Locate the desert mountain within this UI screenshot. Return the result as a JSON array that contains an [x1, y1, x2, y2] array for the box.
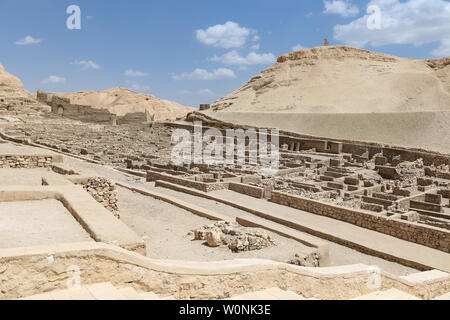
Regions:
[[56, 87, 193, 121], [211, 46, 450, 113], [0, 63, 47, 115], [0, 63, 24, 88]]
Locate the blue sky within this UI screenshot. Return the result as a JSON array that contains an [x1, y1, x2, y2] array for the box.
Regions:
[[1, 0, 449, 107]]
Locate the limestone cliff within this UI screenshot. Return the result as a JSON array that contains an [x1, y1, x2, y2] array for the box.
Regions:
[[0, 63, 47, 115], [211, 46, 450, 113]]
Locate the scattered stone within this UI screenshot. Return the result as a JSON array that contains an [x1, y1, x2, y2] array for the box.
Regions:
[[192, 221, 276, 252]]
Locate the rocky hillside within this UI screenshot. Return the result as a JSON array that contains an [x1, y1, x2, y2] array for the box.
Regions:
[[58, 87, 194, 121], [0, 63, 48, 116], [211, 46, 450, 113]]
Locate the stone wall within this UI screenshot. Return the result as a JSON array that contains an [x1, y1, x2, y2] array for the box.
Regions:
[[0, 155, 52, 168], [147, 170, 228, 192], [271, 191, 450, 253], [82, 177, 119, 219], [186, 111, 450, 166], [38, 91, 149, 125], [0, 243, 448, 300], [228, 182, 264, 198]]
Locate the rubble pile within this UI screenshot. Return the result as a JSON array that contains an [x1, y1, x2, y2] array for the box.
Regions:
[[83, 177, 119, 218], [192, 221, 276, 252]]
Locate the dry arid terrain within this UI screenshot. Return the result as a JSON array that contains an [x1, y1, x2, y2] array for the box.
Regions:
[[0, 47, 449, 301], [212, 46, 450, 114], [56, 87, 194, 120]]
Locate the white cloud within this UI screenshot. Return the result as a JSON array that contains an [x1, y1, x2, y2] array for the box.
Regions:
[[292, 44, 304, 51], [42, 76, 66, 84], [179, 89, 192, 95], [211, 51, 276, 65], [15, 35, 43, 45], [333, 0, 450, 57], [198, 88, 215, 96], [124, 69, 149, 77], [323, 0, 359, 17], [71, 60, 100, 70], [250, 44, 260, 50], [173, 68, 236, 81], [196, 21, 256, 48], [433, 39, 450, 57]]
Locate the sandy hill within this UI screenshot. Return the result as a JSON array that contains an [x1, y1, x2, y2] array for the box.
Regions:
[[211, 46, 450, 113], [0, 63, 47, 115], [0, 63, 24, 88], [58, 87, 193, 121]]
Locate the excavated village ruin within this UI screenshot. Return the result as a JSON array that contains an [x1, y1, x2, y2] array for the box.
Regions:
[[0, 46, 449, 300]]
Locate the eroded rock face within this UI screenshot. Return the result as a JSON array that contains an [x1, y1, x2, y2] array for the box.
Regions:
[[0, 63, 23, 88], [192, 221, 276, 252], [0, 63, 49, 115]]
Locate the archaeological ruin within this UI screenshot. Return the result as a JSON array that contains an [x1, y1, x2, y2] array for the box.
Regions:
[[0, 99, 449, 301], [0, 39, 449, 302]]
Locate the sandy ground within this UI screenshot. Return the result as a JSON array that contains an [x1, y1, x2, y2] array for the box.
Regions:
[[118, 186, 314, 262], [205, 110, 450, 154], [150, 185, 418, 275], [0, 143, 419, 275], [0, 168, 60, 186], [0, 199, 93, 248]]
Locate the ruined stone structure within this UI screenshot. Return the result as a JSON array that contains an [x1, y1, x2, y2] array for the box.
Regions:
[[37, 91, 152, 125]]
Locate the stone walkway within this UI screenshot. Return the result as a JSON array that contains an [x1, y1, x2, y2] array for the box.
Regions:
[[206, 189, 450, 273]]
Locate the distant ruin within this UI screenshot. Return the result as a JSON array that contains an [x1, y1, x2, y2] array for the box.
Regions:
[[36, 90, 154, 125]]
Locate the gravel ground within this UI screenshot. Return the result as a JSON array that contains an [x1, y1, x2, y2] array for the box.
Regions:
[[1, 144, 419, 275], [117, 186, 314, 263]]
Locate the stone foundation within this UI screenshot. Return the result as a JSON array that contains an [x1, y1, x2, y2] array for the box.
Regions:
[[0, 155, 52, 168], [271, 191, 450, 253]]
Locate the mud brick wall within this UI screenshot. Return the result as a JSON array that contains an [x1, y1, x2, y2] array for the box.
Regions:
[[362, 196, 393, 209], [147, 170, 228, 192], [438, 189, 450, 199], [271, 191, 450, 253], [410, 200, 443, 213], [0, 155, 52, 168], [229, 182, 264, 199], [360, 202, 384, 213]]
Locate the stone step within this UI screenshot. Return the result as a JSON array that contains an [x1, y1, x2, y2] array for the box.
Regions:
[[118, 287, 143, 300], [21, 282, 125, 300], [352, 288, 420, 300], [19, 282, 174, 301], [84, 282, 126, 300], [228, 288, 305, 300], [140, 292, 162, 300], [433, 292, 450, 300]]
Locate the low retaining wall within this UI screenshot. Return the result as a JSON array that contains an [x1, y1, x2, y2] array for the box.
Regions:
[[147, 170, 228, 192], [271, 191, 450, 253], [228, 182, 264, 199], [0, 243, 448, 300], [0, 155, 53, 168], [0, 186, 144, 255]]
